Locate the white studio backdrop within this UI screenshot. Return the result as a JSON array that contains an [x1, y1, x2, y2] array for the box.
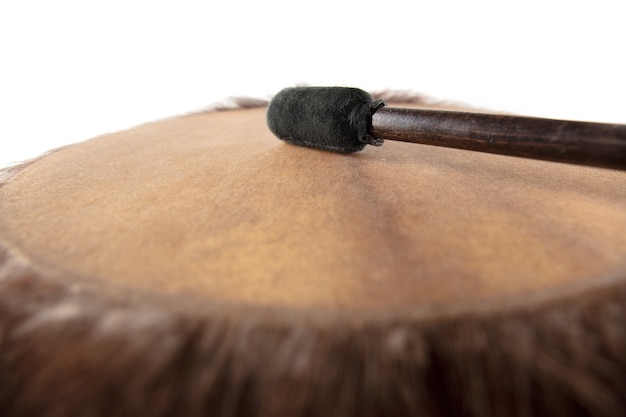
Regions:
[[1, 0, 624, 168]]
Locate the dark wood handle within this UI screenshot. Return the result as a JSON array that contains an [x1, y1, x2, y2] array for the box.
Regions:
[[371, 107, 626, 170]]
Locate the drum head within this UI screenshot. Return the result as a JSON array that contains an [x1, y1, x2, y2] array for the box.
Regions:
[[0, 98, 624, 417]]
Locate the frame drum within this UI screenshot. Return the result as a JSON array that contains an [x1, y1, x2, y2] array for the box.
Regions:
[[0, 97, 624, 417]]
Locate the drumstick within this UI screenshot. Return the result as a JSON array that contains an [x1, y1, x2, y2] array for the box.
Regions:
[[266, 87, 626, 170]]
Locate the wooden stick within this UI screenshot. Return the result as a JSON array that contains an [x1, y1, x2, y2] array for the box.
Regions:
[[371, 107, 626, 169]]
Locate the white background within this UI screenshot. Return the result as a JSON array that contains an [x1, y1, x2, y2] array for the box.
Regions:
[[1, 0, 624, 168]]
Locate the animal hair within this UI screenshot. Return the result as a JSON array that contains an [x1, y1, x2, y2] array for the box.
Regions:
[[0, 93, 624, 417]]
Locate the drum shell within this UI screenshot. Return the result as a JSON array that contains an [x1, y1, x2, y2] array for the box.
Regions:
[[0, 98, 624, 417]]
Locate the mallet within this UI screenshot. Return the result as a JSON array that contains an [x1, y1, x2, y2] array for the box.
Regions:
[[266, 87, 626, 170]]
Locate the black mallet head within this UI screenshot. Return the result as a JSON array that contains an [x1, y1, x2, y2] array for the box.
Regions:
[[266, 87, 385, 153]]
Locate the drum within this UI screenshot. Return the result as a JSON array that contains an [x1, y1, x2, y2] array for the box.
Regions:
[[0, 93, 624, 417]]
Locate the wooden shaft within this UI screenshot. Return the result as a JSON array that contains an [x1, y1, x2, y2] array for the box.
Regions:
[[371, 107, 626, 169]]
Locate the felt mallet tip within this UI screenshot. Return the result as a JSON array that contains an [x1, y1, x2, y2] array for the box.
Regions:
[[266, 87, 385, 153]]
